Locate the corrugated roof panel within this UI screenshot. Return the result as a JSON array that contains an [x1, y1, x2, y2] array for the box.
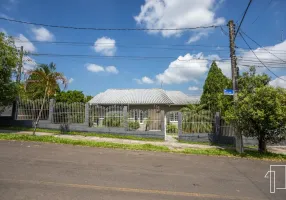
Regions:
[[165, 91, 200, 105], [89, 89, 198, 105]]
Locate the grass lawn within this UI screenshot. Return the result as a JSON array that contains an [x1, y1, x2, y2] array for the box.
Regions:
[[0, 133, 285, 161], [0, 126, 163, 142]]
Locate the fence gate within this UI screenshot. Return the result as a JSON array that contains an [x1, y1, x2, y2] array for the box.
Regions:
[[166, 111, 179, 135]]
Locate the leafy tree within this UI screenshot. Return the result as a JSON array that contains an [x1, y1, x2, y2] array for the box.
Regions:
[[85, 95, 93, 103], [55, 90, 85, 103], [0, 32, 19, 113], [200, 61, 232, 114], [26, 62, 67, 134], [225, 86, 286, 153], [238, 66, 270, 93]]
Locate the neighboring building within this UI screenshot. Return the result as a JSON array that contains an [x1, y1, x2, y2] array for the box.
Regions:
[[88, 89, 199, 130]]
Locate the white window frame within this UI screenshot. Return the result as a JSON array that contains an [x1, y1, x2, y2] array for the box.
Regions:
[[169, 112, 178, 122]]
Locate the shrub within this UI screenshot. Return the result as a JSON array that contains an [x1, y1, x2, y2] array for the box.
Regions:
[[103, 115, 122, 127], [167, 124, 178, 133], [128, 121, 140, 130]]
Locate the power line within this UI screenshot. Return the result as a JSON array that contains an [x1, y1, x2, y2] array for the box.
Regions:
[[12, 37, 230, 48], [239, 32, 286, 81], [27, 52, 231, 61], [252, 0, 272, 24], [235, 0, 253, 40], [240, 30, 286, 63], [12, 39, 233, 53], [0, 17, 224, 31]]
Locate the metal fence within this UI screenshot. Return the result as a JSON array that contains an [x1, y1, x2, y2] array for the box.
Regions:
[[220, 117, 235, 137], [17, 99, 49, 120], [89, 105, 124, 127], [182, 110, 214, 134], [53, 102, 85, 124], [166, 111, 178, 134], [127, 109, 162, 131]]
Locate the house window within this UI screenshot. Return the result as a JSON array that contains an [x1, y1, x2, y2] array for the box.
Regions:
[[169, 112, 178, 122], [139, 111, 143, 124], [134, 110, 138, 121]]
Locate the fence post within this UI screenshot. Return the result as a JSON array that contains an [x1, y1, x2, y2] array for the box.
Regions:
[[214, 112, 221, 143], [11, 98, 19, 120], [178, 112, 182, 137], [123, 106, 128, 130], [84, 103, 89, 126], [48, 99, 55, 123], [160, 110, 165, 139]]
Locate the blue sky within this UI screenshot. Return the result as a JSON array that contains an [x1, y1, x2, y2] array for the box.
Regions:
[[1, 0, 286, 96]]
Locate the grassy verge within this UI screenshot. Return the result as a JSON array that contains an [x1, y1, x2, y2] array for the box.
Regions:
[[0, 134, 169, 152], [0, 126, 163, 142], [0, 133, 285, 161]]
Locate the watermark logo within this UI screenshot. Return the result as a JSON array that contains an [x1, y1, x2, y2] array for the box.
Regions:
[[265, 165, 286, 193]]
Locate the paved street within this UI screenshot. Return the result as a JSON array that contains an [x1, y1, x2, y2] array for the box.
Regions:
[[0, 140, 285, 200]]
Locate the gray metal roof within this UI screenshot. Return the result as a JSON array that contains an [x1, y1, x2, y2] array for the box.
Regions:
[[89, 89, 198, 105]]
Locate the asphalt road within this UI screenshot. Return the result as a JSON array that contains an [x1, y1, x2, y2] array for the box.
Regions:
[[0, 141, 285, 200]]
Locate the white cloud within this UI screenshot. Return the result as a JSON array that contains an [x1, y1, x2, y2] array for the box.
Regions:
[[134, 0, 225, 42], [86, 63, 119, 74], [238, 40, 286, 69], [216, 60, 231, 78], [188, 32, 208, 44], [94, 37, 116, 56], [156, 53, 209, 84], [68, 78, 74, 84], [269, 76, 286, 89], [134, 76, 154, 84], [31, 27, 55, 41], [106, 66, 119, 74], [142, 76, 154, 84], [22, 56, 37, 72], [86, 63, 105, 73], [14, 34, 36, 52], [188, 86, 200, 91]]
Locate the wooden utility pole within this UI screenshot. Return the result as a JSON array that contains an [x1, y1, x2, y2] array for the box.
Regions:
[[16, 46, 23, 83], [228, 20, 243, 153]]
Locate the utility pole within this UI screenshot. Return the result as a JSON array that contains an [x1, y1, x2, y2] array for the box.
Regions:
[[228, 20, 243, 153], [16, 46, 23, 83]]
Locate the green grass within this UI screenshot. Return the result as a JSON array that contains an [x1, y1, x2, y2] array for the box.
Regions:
[[0, 126, 163, 142], [0, 134, 169, 152], [0, 133, 285, 161]]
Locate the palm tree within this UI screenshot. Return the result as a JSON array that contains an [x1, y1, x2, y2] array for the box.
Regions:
[[26, 62, 67, 135]]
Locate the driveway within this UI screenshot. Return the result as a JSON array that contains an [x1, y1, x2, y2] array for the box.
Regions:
[[0, 140, 285, 200]]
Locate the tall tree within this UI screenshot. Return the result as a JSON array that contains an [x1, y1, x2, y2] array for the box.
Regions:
[[200, 61, 231, 113], [226, 68, 284, 153], [226, 86, 286, 153], [26, 62, 67, 134], [0, 32, 19, 113]]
